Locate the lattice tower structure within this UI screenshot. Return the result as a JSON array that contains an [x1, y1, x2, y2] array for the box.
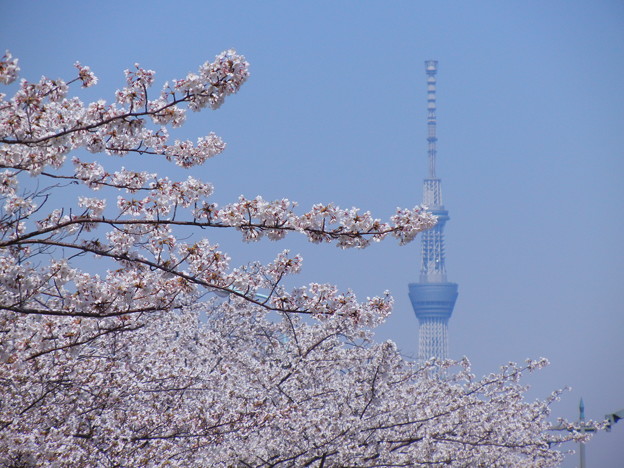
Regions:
[[408, 60, 459, 361]]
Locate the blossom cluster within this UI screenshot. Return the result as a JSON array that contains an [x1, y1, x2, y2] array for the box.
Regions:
[[0, 50, 19, 85]]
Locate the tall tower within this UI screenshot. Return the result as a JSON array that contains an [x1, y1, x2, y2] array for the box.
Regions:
[[408, 60, 458, 361]]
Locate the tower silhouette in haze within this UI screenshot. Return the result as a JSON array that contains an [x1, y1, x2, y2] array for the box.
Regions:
[[409, 61, 458, 361]]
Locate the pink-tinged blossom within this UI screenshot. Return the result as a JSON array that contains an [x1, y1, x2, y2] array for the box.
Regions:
[[3, 194, 35, 215], [72, 157, 107, 188], [73, 61, 98, 88], [78, 196, 106, 217], [165, 133, 225, 167], [110, 168, 156, 191], [148, 96, 187, 127], [0, 50, 20, 85], [0, 170, 17, 195]]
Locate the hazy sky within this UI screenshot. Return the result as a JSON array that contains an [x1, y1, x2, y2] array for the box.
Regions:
[[2, 1, 623, 466]]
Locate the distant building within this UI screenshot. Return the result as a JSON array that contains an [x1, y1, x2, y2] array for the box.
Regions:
[[408, 61, 458, 361]]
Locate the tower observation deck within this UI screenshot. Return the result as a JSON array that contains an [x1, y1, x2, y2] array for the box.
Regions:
[[408, 60, 458, 361]]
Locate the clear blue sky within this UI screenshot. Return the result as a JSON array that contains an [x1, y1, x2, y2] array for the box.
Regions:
[[2, 1, 623, 466]]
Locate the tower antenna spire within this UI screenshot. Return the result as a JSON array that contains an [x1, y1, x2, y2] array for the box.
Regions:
[[408, 60, 459, 361], [425, 60, 438, 179]]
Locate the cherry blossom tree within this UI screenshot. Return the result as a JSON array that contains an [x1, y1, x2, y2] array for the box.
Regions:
[[0, 49, 586, 467]]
